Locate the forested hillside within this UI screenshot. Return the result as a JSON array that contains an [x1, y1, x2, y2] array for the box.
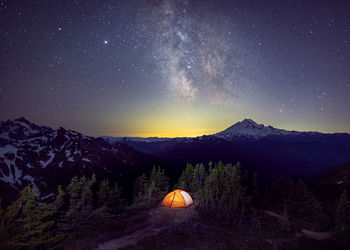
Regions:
[[1, 162, 349, 249]]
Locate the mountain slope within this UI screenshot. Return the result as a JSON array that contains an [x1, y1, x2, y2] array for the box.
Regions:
[[314, 161, 350, 186], [103, 119, 350, 180], [0, 118, 164, 205]]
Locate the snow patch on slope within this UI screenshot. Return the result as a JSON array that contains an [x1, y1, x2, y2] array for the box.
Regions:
[[0, 131, 9, 139], [14, 120, 39, 135], [0, 145, 18, 156], [40, 151, 55, 168], [66, 149, 74, 162], [82, 157, 90, 162], [0, 145, 22, 185]]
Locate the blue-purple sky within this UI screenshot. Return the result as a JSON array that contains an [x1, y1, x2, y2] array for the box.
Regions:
[[1, 0, 350, 137]]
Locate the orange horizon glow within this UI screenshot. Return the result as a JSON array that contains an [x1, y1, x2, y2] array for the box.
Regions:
[[95, 99, 350, 138]]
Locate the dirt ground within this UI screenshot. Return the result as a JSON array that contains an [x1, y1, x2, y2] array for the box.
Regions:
[[95, 206, 197, 250], [93, 207, 337, 250]]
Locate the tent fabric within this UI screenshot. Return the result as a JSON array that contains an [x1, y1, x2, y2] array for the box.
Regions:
[[161, 189, 194, 208]]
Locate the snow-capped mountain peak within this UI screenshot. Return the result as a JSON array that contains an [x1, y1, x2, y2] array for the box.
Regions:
[[215, 119, 293, 139], [0, 117, 54, 140], [233, 119, 264, 129], [0, 118, 154, 201]]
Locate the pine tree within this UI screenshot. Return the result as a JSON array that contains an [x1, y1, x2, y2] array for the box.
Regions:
[[107, 182, 123, 213], [55, 177, 80, 241], [192, 163, 206, 191], [54, 175, 99, 245], [2, 185, 54, 249], [39, 185, 68, 249], [266, 175, 293, 210], [286, 179, 327, 230], [52, 185, 66, 212], [133, 167, 169, 206], [155, 166, 169, 195], [196, 162, 245, 220], [98, 179, 110, 207], [198, 163, 206, 183], [148, 166, 156, 201], [66, 176, 81, 211], [80, 175, 96, 209], [133, 174, 149, 203], [176, 163, 194, 191], [147, 166, 169, 202], [208, 161, 212, 178]]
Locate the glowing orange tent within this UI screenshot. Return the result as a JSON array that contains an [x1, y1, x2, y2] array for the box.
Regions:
[[162, 189, 194, 208]]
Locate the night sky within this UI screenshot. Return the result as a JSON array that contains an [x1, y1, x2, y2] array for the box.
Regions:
[[1, 0, 350, 137]]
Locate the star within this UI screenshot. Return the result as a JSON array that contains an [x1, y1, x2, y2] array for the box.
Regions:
[[1, 0, 350, 136]]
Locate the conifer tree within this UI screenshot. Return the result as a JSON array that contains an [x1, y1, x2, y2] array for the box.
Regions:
[[80, 175, 96, 209], [50, 185, 66, 225], [133, 166, 169, 206], [107, 182, 123, 213], [192, 163, 206, 191], [286, 179, 327, 230], [176, 163, 194, 191], [133, 174, 149, 203], [147, 166, 169, 202], [66, 176, 81, 211], [52, 185, 66, 211], [264, 175, 293, 210], [2, 185, 53, 249], [55, 175, 99, 244], [196, 162, 245, 220], [98, 179, 110, 207]]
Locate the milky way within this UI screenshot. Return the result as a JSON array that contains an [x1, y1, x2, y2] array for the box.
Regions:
[[149, 0, 247, 104], [0, 0, 349, 136]]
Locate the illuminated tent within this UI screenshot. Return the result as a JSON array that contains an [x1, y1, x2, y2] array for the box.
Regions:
[[162, 189, 194, 208]]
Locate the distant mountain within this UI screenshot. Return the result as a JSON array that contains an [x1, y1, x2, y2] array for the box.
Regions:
[[102, 119, 350, 146], [215, 119, 350, 147], [215, 119, 296, 139], [0, 118, 164, 205], [2, 117, 350, 205], [103, 119, 350, 180], [101, 136, 174, 143]]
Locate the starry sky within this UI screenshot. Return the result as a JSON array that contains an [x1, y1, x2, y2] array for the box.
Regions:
[[1, 0, 350, 137]]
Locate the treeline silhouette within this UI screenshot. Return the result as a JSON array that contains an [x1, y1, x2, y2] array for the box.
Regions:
[[0, 162, 349, 249]]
